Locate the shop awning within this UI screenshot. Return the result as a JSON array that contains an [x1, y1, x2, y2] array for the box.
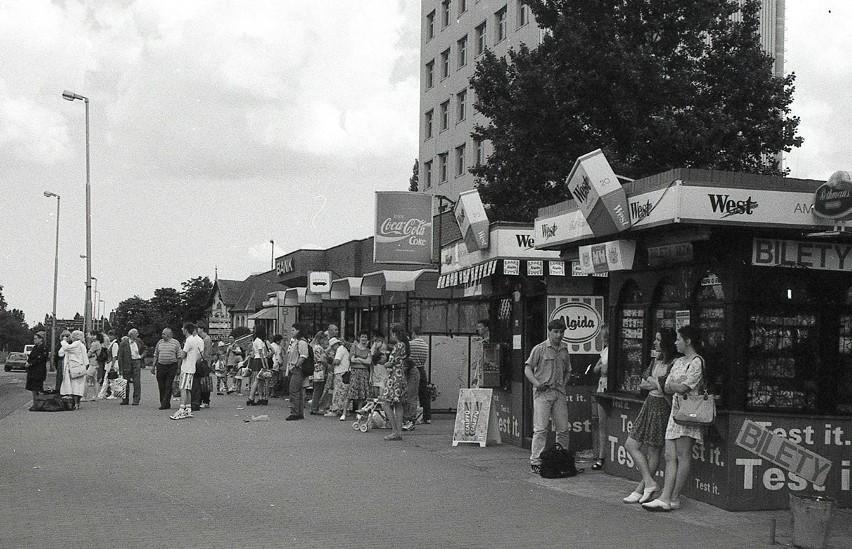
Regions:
[[329, 277, 363, 300], [437, 260, 497, 289], [283, 287, 324, 306], [361, 269, 438, 295], [248, 307, 277, 320]]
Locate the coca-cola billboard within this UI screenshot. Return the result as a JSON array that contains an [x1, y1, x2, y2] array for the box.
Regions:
[[374, 191, 434, 264]]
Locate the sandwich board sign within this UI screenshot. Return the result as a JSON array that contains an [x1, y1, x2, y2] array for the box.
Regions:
[[452, 388, 502, 447]]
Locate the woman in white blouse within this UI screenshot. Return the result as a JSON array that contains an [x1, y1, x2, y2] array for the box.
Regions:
[[643, 325, 705, 512]]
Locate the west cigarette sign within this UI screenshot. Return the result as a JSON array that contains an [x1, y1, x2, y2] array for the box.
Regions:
[[736, 419, 832, 487]]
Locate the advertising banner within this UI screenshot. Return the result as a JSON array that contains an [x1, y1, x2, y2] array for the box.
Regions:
[[605, 406, 852, 510], [547, 296, 605, 353], [566, 149, 631, 237], [813, 170, 852, 221], [578, 240, 636, 274], [753, 237, 852, 272], [454, 189, 490, 252], [452, 389, 502, 447], [374, 192, 434, 264]]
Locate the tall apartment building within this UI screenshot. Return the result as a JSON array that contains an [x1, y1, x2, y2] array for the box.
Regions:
[[417, 0, 786, 202]]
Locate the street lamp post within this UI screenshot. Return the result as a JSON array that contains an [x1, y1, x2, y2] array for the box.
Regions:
[[91, 276, 98, 330], [270, 239, 274, 270], [44, 191, 60, 372], [62, 90, 92, 334]]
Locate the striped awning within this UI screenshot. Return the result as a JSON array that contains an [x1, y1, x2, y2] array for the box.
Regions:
[[437, 259, 498, 289]]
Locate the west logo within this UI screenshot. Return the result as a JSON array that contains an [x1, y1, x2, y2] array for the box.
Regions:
[[707, 194, 758, 217], [541, 223, 557, 239], [571, 175, 593, 204], [516, 234, 535, 249], [630, 199, 654, 222]]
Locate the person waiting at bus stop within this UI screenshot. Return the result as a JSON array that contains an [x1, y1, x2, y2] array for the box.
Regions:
[[524, 319, 572, 475]]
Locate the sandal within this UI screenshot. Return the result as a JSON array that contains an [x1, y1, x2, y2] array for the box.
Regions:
[[591, 459, 604, 470]]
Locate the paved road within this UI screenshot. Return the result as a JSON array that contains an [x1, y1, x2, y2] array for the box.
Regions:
[[1, 372, 849, 548]]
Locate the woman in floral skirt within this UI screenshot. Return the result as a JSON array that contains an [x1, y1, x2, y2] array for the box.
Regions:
[[381, 324, 409, 441]]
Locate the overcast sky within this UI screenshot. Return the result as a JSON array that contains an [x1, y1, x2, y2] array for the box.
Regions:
[[0, 1, 849, 325]]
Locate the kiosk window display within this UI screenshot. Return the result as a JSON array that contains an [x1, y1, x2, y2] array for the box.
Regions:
[[616, 280, 645, 394], [694, 272, 726, 391]]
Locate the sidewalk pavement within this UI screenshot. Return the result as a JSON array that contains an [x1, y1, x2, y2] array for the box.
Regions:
[[0, 371, 849, 549]]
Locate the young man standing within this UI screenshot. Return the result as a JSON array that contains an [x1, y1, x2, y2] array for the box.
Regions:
[[524, 319, 572, 474], [286, 323, 310, 421], [171, 322, 204, 420]]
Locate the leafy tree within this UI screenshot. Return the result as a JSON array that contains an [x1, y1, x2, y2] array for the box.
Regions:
[[0, 285, 31, 352], [409, 158, 419, 191], [180, 276, 213, 324], [113, 296, 158, 348], [150, 287, 183, 340], [470, 0, 802, 221]]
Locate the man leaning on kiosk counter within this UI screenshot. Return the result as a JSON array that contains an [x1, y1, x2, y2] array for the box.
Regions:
[[524, 319, 572, 474]]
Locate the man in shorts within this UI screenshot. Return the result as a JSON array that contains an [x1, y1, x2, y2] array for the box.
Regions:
[[171, 322, 204, 420]]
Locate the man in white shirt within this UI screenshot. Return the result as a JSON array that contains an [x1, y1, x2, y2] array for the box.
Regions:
[[171, 322, 204, 420]]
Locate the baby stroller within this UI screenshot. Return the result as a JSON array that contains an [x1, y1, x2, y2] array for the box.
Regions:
[[352, 398, 388, 432]]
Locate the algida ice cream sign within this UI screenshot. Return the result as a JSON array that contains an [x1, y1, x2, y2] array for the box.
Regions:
[[373, 191, 434, 265]]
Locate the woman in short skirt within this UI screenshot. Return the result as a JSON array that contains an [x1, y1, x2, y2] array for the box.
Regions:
[[622, 328, 678, 504]]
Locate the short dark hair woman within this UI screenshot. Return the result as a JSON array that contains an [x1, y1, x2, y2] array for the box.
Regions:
[[643, 325, 705, 512], [622, 328, 678, 504]]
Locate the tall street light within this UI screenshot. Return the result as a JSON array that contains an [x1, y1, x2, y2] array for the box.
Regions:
[[62, 90, 92, 334], [91, 276, 98, 329], [44, 191, 60, 372], [270, 239, 275, 270]]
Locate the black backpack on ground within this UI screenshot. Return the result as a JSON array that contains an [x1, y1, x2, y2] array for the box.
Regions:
[[539, 443, 578, 478], [300, 339, 315, 377]]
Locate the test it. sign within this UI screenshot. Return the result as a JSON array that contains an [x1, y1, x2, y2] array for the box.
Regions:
[[736, 419, 832, 487]]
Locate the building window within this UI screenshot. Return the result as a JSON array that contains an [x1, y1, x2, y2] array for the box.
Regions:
[[495, 6, 507, 42], [425, 60, 434, 89], [425, 109, 434, 140], [442, 0, 451, 28], [475, 138, 485, 166], [456, 89, 467, 122], [476, 22, 487, 55], [458, 0, 467, 16], [423, 160, 433, 189], [426, 10, 435, 40], [456, 144, 466, 177], [517, 2, 529, 27], [441, 49, 450, 79], [440, 100, 450, 131], [439, 152, 449, 183], [457, 35, 468, 68]]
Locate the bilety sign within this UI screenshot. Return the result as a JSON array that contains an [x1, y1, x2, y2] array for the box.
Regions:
[[578, 240, 636, 274], [374, 192, 434, 265], [813, 170, 852, 221], [566, 149, 631, 237], [454, 189, 490, 252], [752, 237, 852, 272], [547, 296, 605, 353]]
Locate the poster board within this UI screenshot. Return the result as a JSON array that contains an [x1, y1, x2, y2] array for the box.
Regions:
[[452, 389, 502, 447]]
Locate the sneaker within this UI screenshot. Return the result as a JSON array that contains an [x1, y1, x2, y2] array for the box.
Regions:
[[323, 412, 337, 417], [402, 421, 415, 431], [530, 464, 541, 475], [184, 409, 194, 418], [169, 409, 186, 420], [200, 403, 209, 409], [339, 414, 346, 421], [106, 395, 118, 400]]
